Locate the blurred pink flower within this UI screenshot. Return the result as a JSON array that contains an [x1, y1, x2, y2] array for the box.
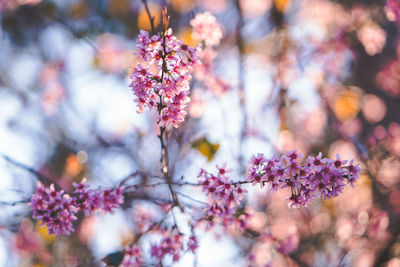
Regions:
[[190, 12, 223, 47], [130, 29, 200, 128], [357, 23, 386, 56], [96, 34, 133, 73], [385, 0, 400, 24], [30, 181, 124, 236], [0, 0, 41, 12], [121, 245, 144, 267], [247, 149, 360, 207]]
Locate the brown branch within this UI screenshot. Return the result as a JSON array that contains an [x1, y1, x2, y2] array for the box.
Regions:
[[0, 200, 30, 206], [1, 153, 58, 188], [175, 191, 208, 206], [234, 0, 248, 176], [139, 3, 183, 212], [141, 0, 156, 34]]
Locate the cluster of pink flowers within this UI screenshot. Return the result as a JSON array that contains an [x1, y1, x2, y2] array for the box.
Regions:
[[246, 233, 299, 266], [190, 12, 223, 47], [190, 12, 231, 96], [129, 29, 200, 128], [72, 180, 124, 214], [30, 181, 124, 236], [120, 245, 144, 267], [356, 23, 386, 56], [247, 150, 361, 207], [30, 184, 78, 235], [385, 0, 400, 24], [149, 231, 198, 264], [198, 164, 248, 227], [186, 235, 198, 253], [376, 53, 400, 97], [150, 230, 184, 263]]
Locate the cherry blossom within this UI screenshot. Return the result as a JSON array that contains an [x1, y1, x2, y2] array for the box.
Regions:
[[129, 29, 200, 128], [190, 12, 223, 47], [120, 245, 144, 267], [247, 150, 360, 207], [30, 181, 124, 236], [198, 165, 248, 227]]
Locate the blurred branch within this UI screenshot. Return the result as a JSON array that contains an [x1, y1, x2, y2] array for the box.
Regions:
[[142, 0, 156, 34], [1, 153, 56, 186], [0, 73, 29, 103], [373, 224, 400, 267], [124, 180, 250, 192], [119, 170, 156, 186], [44, 12, 98, 51], [122, 191, 172, 206], [0, 199, 29, 206], [234, 0, 248, 176]]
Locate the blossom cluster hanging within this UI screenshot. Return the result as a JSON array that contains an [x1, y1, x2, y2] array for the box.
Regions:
[[129, 28, 200, 128], [120, 245, 144, 267], [198, 164, 248, 228], [150, 230, 184, 262], [247, 150, 360, 207], [30, 181, 124, 236]]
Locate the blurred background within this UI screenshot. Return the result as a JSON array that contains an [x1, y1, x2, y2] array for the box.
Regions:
[[0, 0, 399, 266]]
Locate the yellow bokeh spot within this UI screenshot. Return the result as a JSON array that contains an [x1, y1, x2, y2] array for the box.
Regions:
[[358, 174, 371, 187], [169, 0, 195, 13], [179, 27, 198, 47], [65, 154, 83, 177], [36, 221, 55, 244], [137, 3, 161, 31], [275, 0, 291, 13], [32, 264, 47, 267], [322, 198, 336, 213], [333, 90, 361, 122]]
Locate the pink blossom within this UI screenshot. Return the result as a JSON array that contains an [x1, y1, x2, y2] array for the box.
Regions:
[[190, 13, 231, 96], [30, 183, 78, 236], [151, 230, 184, 262], [357, 23, 386, 56], [193, 48, 231, 96], [276, 234, 299, 255], [129, 29, 200, 129], [187, 235, 198, 253], [190, 12, 223, 47], [198, 165, 248, 228], [385, 0, 400, 24], [30, 181, 125, 236], [247, 149, 360, 207], [120, 245, 144, 267]]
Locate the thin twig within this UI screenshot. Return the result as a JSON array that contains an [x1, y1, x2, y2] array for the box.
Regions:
[[1, 153, 56, 186], [142, 0, 156, 34], [119, 170, 156, 186], [0, 200, 30, 206]]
